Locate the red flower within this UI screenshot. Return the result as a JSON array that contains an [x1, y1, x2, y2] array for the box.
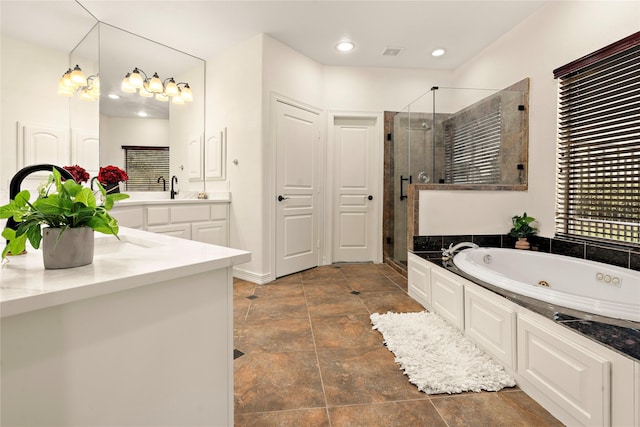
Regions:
[[63, 165, 90, 183], [98, 165, 129, 185]]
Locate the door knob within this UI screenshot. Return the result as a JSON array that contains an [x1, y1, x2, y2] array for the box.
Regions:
[[367, 195, 373, 200], [277, 195, 289, 201]]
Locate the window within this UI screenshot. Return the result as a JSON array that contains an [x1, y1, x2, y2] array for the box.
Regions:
[[444, 104, 502, 184], [122, 146, 170, 192], [554, 32, 640, 246]]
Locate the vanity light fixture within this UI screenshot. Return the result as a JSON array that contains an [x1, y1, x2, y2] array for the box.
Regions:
[[336, 41, 355, 52], [120, 67, 193, 104], [431, 48, 446, 57], [57, 65, 100, 101]]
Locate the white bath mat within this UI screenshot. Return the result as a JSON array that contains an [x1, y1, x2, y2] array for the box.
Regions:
[[370, 311, 516, 394]]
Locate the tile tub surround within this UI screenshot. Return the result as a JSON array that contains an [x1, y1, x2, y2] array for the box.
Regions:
[[233, 264, 562, 426]]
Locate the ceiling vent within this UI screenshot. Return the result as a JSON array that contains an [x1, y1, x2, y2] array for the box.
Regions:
[[381, 47, 403, 57]]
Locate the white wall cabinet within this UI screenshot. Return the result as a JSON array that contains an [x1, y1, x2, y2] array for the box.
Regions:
[[406, 254, 638, 427], [111, 201, 229, 247]]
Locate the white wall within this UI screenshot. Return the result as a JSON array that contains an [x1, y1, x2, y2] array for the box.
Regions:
[[206, 35, 264, 281], [441, 0, 640, 238], [0, 35, 70, 198]]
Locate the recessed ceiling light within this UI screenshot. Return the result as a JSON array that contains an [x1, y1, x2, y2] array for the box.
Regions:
[[137, 111, 148, 117], [336, 41, 355, 52], [108, 93, 120, 99], [431, 48, 446, 57]]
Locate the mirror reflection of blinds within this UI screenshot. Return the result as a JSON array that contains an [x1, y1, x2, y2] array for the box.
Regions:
[[555, 41, 640, 245], [444, 107, 502, 184], [122, 146, 170, 192]]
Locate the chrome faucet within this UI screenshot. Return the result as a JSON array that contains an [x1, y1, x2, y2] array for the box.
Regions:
[[170, 175, 179, 199], [5, 164, 74, 236], [442, 241, 479, 261], [157, 176, 166, 192]]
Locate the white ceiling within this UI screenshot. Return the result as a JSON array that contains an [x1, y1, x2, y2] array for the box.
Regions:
[[2, 0, 548, 70]]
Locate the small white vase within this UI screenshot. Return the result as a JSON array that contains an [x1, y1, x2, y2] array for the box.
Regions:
[[42, 227, 94, 269]]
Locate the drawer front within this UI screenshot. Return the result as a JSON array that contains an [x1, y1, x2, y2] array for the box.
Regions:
[[170, 205, 210, 223], [210, 204, 228, 221], [147, 207, 170, 226], [518, 313, 610, 427], [110, 207, 144, 229]]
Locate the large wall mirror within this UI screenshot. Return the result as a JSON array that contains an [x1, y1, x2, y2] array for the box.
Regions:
[[1, 2, 211, 198], [75, 22, 206, 192]]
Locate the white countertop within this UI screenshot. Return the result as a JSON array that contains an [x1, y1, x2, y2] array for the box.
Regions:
[[115, 191, 231, 205], [0, 227, 250, 317]]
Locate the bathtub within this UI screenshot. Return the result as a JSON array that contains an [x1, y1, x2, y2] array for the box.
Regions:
[[453, 247, 640, 322]]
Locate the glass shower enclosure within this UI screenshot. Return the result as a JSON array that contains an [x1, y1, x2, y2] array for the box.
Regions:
[[384, 81, 529, 271]]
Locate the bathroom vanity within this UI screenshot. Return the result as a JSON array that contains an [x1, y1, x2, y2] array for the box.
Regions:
[[110, 195, 230, 247], [0, 227, 250, 426]]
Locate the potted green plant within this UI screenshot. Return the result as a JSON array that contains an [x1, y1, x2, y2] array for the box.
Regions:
[[509, 212, 538, 249], [0, 168, 129, 268]]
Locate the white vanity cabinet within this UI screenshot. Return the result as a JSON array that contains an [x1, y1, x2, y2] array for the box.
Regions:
[[111, 200, 230, 246], [406, 253, 639, 427]]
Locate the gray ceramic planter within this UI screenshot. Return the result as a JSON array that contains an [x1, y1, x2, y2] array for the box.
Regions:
[[42, 227, 94, 269]]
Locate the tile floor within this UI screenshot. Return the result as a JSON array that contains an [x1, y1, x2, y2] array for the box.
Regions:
[[233, 263, 564, 426]]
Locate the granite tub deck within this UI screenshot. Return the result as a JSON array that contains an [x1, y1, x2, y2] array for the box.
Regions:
[[0, 227, 250, 426]]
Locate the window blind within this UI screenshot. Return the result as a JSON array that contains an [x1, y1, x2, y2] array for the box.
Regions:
[[555, 35, 640, 246], [444, 107, 502, 184], [123, 146, 170, 192]]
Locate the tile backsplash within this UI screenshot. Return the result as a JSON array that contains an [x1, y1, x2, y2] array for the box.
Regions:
[[413, 234, 640, 271]]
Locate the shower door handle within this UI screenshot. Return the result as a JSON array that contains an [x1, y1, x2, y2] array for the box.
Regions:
[[400, 175, 412, 200]]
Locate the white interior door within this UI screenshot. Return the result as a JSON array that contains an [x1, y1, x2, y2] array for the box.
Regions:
[[332, 116, 378, 262], [275, 101, 320, 277]]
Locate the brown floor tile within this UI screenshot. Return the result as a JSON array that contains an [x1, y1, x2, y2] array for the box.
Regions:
[[358, 290, 426, 314], [430, 392, 563, 427], [271, 272, 303, 284], [498, 390, 565, 426], [317, 346, 425, 406], [303, 280, 352, 298], [328, 400, 446, 427], [311, 314, 383, 349], [234, 298, 251, 322], [235, 408, 330, 427], [246, 295, 308, 320], [306, 295, 370, 318], [234, 280, 256, 299], [301, 266, 344, 280], [233, 263, 562, 426], [253, 281, 305, 299], [234, 351, 325, 413], [346, 276, 404, 292], [235, 317, 315, 353]]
